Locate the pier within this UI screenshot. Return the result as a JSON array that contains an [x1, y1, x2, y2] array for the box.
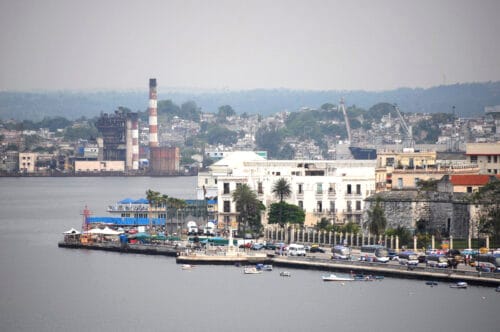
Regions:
[[58, 241, 499, 286]]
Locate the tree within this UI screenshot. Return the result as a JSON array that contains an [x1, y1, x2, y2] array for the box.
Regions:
[[272, 178, 292, 202], [231, 184, 264, 236], [217, 105, 236, 122], [271, 178, 292, 227], [146, 189, 162, 231], [267, 202, 305, 227], [386, 225, 413, 246], [473, 180, 500, 245], [367, 197, 387, 235]]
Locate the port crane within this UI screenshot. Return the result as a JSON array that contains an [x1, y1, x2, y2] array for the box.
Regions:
[[393, 104, 414, 149], [340, 98, 352, 144]]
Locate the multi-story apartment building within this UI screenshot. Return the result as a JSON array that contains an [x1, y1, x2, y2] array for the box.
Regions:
[[197, 151, 376, 229], [466, 142, 500, 175], [19, 152, 37, 173], [376, 148, 479, 191]]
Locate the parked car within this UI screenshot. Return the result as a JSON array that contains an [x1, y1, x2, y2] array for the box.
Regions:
[[263, 242, 277, 250], [251, 243, 265, 250], [309, 246, 325, 253]]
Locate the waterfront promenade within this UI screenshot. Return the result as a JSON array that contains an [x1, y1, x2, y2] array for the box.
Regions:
[[58, 240, 500, 287]]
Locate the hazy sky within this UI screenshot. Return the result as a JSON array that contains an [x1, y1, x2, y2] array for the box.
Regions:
[[1, 0, 499, 92]]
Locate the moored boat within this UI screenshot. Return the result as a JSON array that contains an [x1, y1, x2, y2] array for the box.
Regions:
[[449, 281, 468, 289], [181, 264, 194, 270], [425, 281, 438, 286], [244, 267, 262, 274], [322, 274, 355, 282], [279, 271, 291, 277]]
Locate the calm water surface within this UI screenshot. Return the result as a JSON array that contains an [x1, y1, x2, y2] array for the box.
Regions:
[[0, 177, 498, 332]]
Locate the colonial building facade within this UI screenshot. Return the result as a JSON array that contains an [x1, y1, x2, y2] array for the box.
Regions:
[[197, 151, 376, 229]]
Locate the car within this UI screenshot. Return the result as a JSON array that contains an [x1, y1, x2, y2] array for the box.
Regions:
[[309, 246, 325, 253], [251, 243, 265, 250], [263, 242, 277, 250]]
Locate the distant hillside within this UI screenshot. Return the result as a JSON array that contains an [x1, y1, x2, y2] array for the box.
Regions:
[[1, 82, 499, 121]]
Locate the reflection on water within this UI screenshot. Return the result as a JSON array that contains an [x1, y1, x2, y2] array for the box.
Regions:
[[0, 177, 498, 332]]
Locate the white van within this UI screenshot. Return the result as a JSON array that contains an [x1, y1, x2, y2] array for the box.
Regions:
[[288, 244, 306, 256]]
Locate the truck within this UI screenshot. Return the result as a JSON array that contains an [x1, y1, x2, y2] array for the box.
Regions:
[[186, 221, 199, 235], [203, 221, 216, 236]]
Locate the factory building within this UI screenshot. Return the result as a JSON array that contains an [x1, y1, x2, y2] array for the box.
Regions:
[[94, 109, 140, 172]]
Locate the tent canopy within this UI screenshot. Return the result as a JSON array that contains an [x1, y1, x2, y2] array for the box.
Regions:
[[63, 228, 81, 235], [118, 198, 135, 204]]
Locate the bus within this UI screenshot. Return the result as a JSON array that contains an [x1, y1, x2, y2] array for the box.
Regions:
[[360, 245, 390, 263], [474, 253, 500, 272], [397, 251, 419, 266], [332, 245, 351, 260]]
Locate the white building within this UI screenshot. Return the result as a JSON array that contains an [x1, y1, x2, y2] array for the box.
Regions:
[[197, 151, 376, 229]]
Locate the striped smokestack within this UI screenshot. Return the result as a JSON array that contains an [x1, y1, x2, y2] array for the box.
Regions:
[[148, 78, 158, 148], [131, 114, 139, 170]]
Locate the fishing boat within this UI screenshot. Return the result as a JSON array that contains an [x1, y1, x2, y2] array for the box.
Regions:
[[449, 281, 468, 289], [279, 271, 291, 277], [322, 274, 355, 282], [244, 267, 262, 274]]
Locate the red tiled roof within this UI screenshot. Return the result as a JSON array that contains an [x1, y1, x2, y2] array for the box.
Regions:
[[450, 174, 500, 185]]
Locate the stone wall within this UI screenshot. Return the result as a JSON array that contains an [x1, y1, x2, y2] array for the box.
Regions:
[[363, 190, 471, 238]]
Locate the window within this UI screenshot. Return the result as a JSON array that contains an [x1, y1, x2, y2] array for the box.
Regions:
[[329, 201, 335, 212], [224, 216, 230, 224], [347, 201, 352, 212], [205, 178, 208, 184], [397, 178, 403, 189], [328, 183, 335, 193], [317, 201, 322, 212], [466, 187, 473, 193], [223, 201, 230, 213], [316, 183, 323, 194], [236, 183, 242, 190], [223, 183, 230, 194], [298, 200, 303, 209], [298, 184, 303, 194], [488, 156, 492, 163], [386, 157, 394, 167], [470, 156, 477, 163], [347, 184, 352, 194], [495, 156, 498, 163], [356, 201, 361, 211], [356, 184, 361, 195], [258, 182, 263, 194]]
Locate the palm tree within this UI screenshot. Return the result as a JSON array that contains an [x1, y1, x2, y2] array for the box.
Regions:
[[232, 184, 262, 236], [272, 178, 292, 202], [146, 189, 161, 232], [271, 178, 292, 228], [167, 197, 186, 234]]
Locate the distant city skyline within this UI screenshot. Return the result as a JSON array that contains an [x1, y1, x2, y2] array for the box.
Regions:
[[0, 0, 499, 92]]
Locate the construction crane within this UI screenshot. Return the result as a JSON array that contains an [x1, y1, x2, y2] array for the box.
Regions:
[[393, 104, 414, 149], [340, 98, 352, 144]]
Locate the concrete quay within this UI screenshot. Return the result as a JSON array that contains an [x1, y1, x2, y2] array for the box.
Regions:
[[271, 256, 500, 287], [58, 241, 178, 257]]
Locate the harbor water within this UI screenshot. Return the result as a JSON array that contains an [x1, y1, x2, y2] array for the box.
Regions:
[[0, 177, 498, 332]]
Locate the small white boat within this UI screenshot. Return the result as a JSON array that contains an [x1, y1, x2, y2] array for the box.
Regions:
[[181, 264, 194, 270], [256, 264, 273, 271], [449, 281, 468, 289], [322, 274, 355, 282], [280, 271, 291, 277], [244, 267, 262, 274]]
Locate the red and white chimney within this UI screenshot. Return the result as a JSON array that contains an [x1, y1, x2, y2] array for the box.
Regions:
[[148, 78, 158, 148]]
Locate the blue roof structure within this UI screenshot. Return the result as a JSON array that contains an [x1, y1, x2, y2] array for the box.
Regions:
[[118, 198, 135, 204], [87, 217, 165, 226]]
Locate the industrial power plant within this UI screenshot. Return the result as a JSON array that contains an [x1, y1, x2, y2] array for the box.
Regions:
[[75, 78, 180, 176]]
